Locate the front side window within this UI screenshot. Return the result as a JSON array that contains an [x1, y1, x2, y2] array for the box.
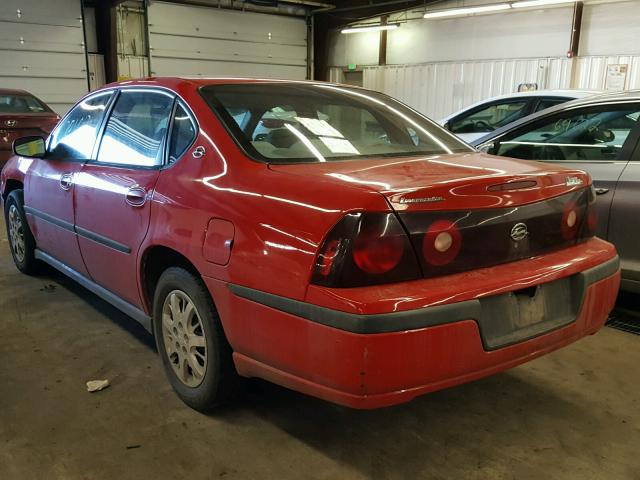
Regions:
[[0, 94, 49, 113], [48, 92, 113, 160], [97, 90, 174, 167], [201, 83, 470, 163], [168, 103, 197, 163], [495, 105, 640, 162], [450, 100, 529, 134]]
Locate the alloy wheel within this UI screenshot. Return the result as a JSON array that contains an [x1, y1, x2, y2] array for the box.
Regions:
[[7, 205, 26, 263], [161, 290, 208, 387]]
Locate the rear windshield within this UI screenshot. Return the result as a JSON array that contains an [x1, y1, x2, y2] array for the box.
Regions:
[[0, 94, 49, 113], [200, 83, 471, 163]]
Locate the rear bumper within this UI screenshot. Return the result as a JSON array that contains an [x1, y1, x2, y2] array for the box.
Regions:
[[206, 239, 620, 409]]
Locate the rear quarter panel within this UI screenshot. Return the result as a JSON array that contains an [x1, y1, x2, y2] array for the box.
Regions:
[[139, 83, 389, 309]]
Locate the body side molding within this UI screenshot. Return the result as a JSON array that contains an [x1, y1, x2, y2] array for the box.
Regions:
[[35, 249, 152, 332], [25, 205, 131, 253]]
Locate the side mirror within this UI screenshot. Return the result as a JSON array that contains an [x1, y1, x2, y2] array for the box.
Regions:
[[13, 136, 46, 159], [477, 142, 494, 154]]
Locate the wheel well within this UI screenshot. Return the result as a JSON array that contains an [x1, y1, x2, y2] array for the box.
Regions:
[[2, 179, 23, 201], [141, 246, 201, 313]]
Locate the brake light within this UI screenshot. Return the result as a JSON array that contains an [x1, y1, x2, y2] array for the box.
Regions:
[[311, 212, 421, 288], [312, 188, 596, 287], [353, 226, 404, 274], [398, 187, 595, 280]]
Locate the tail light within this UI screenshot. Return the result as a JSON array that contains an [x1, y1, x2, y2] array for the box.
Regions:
[[399, 187, 596, 280], [312, 188, 597, 288], [311, 212, 421, 287]]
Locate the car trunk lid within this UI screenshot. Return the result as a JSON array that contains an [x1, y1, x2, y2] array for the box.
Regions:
[[268, 152, 591, 212], [271, 153, 595, 279]]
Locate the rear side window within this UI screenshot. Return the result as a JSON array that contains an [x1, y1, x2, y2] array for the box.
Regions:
[[168, 103, 196, 163], [97, 90, 174, 167], [450, 100, 529, 134], [496, 106, 640, 162], [48, 91, 113, 160]]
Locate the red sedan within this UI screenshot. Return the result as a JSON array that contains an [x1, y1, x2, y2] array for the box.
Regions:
[[0, 78, 620, 411], [0, 89, 59, 167]]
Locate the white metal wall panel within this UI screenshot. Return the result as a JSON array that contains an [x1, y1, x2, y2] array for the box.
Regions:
[[148, 2, 307, 79], [328, 7, 574, 68], [387, 8, 574, 64], [364, 58, 574, 120], [0, 0, 88, 113], [327, 67, 345, 84], [327, 27, 379, 68], [581, 1, 640, 56], [574, 55, 640, 90]]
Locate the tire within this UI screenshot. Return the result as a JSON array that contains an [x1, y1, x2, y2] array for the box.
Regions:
[[152, 267, 243, 411], [4, 190, 39, 275]]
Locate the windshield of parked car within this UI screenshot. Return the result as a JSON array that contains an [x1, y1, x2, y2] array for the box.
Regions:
[[449, 100, 529, 134], [200, 83, 471, 163], [0, 94, 49, 113]]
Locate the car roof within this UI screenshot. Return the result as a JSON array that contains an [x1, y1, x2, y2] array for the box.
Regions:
[[471, 89, 640, 146], [441, 89, 601, 122], [102, 76, 337, 90], [0, 88, 34, 95]]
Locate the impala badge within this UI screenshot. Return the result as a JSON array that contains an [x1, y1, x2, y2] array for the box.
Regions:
[[399, 196, 445, 204], [5, 120, 16, 127], [565, 176, 583, 186], [510, 223, 529, 242]]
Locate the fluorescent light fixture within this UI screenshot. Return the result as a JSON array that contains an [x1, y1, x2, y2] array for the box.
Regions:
[[423, 3, 511, 18], [512, 0, 575, 8], [341, 24, 400, 34]]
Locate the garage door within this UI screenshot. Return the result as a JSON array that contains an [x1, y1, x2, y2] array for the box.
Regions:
[[148, 2, 307, 80], [0, 0, 88, 114]]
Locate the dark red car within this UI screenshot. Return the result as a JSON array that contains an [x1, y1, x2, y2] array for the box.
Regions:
[[1, 78, 620, 411], [0, 89, 59, 167]]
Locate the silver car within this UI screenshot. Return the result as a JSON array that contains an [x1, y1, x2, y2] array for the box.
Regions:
[[473, 90, 640, 293], [439, 90, 599, 143]]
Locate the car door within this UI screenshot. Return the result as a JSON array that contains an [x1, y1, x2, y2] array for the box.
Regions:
[[23, 91, 114, 277], [492, 103, 640, 239], [607, 129, 640, 291], [73, 88, 175, 307]]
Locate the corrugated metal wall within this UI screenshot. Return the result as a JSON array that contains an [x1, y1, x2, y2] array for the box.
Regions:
[[575, 56, 640, 91], [147, 1, 308, 79], [355, 55, 640, 120], [0, 0, 88, 114], [361, 58, 570, 120]]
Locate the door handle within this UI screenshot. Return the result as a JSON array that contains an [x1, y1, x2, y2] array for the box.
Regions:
[[595, 187, 609, 196], [125, 186, 147, 207], [60, 173, 73, 191]]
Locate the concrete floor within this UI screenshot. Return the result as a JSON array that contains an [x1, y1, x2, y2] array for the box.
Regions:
[[1, 217, 639, 480]]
